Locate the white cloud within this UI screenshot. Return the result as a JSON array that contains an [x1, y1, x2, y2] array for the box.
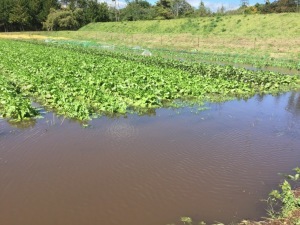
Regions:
[[185, 0, 201, 8], [98, 0, 127, 8], [203, 1, 240, 11]]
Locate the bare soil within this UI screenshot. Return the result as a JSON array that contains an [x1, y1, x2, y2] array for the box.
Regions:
[[0, 33, 67, 40]]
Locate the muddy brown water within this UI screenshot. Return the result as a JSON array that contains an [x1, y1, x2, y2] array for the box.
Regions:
[[1, 92, 300, 225]]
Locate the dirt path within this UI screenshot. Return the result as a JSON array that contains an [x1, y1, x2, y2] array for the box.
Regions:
[[0, 33, 67, 40]]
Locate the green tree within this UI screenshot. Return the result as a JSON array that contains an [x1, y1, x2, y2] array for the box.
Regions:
[[120, 0, 153, 21], [27, 0, 42, 29], [68, 0, 76, 10], [216, 4, 225, 14], [41, 0, 60, 20], [85, 0, 99, 22], [0, 0, 13, 31], [43, 8, 79, 30], [9, 0, 31, 31], [83, 0, 109, 22], [155, 0, 174, 19], [273, 0, 297, 12], [198, 1, 211, 16], [75, 0, 110, 24], [77, 0, 88, 8], [97, 2, 110, 22], [171, 0, 194, 17], [0, 0, 59, 31]]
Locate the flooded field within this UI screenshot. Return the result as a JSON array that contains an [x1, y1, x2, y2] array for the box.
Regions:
[[1, 91, 300, 225]]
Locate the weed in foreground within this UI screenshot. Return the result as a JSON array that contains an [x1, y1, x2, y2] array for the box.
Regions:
[[173, 168, 300, 225]]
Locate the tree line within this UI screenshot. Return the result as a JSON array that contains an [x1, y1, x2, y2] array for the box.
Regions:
[[0, 0, 298, 32]]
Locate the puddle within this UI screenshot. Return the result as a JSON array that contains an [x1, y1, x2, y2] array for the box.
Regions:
[[0, 92, 300, 225]]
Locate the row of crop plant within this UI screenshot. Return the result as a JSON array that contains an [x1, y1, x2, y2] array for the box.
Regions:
[[0, 39, 299, 121]]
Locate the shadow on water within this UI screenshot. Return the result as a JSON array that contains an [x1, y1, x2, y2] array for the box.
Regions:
[[286, 92, 300, 116], [0, 91, 300, 225], [6, 119, 37, 129]]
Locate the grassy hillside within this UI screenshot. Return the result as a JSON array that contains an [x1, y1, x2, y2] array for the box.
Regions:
[[80, 13, 300, 38], [1, 13, 299, 60]]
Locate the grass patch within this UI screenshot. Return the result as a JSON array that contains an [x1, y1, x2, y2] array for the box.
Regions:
[[79, 13, 300, 38], [1, 13, 299, 60]]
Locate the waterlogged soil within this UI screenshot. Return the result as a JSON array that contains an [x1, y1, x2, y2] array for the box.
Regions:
[[213, 62, 300, 76], [170, 57, 300, 76], [1, 92, 300, 225]]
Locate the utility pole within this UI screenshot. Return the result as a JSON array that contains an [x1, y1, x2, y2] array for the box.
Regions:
[[112, 0, 119, 21]]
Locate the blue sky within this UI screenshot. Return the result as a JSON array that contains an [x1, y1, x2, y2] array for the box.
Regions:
[[108, 0, 267, 12], [151, 0, 266, 11]]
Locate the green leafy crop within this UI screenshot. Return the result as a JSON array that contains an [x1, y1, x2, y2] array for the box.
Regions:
[[0, 72, 38, 121], [0, 39, 299, 121]]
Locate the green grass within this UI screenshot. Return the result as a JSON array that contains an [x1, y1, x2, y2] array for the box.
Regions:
[[2, 13, 299, 60], [80, 13, 300, 38]]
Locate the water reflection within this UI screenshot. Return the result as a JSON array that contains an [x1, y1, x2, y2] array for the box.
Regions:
[[255, 94, 265, 103], [7, 119, 37, 129], [286, 92, 300, 116]]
